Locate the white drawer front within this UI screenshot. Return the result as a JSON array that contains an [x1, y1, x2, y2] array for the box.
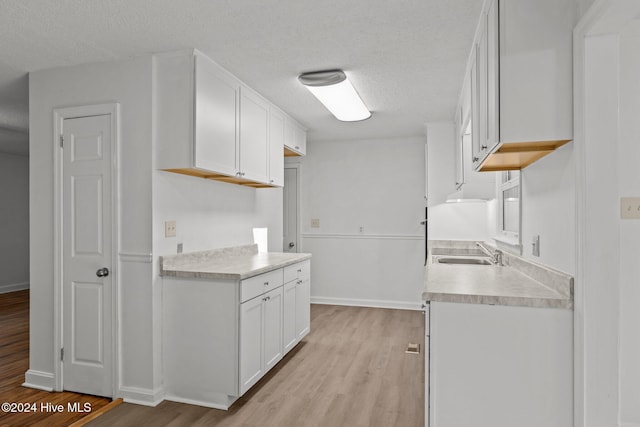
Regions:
[[283, 259, 310, 284], [241, 269, 283, 303]]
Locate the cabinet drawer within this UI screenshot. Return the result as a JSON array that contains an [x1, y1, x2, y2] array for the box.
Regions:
[[241, 269, 283, 303], [283, 260, 310, 284]]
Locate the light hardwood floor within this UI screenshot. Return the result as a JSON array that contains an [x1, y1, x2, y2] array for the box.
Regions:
[[0, 290, 112, 427], [88, 304, 425, 427]]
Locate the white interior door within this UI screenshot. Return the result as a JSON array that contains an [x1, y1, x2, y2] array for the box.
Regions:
[[62, 114, 113, 397], [283, 167, 298, 252]]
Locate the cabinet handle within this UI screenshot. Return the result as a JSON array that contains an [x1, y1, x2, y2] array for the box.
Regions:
[[473, 156, 479, 162], [297, 280, 303, 285], [235, 171, 241, 177], [263, 296, 270, 302], [270, 179, 274, 183], [264, 282, 269, 286], [295, 146, 300, 150], [481, 145, 488, 150], [297, 269, 302, 273]]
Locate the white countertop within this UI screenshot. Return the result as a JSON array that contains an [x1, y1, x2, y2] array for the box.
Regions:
[[160, 244, 311, 280], [423, 263, 572, 309], [423, 241, 573, 309]]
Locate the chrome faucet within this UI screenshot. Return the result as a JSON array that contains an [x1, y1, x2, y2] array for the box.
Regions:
[[475, 242, 504, 266], [493, 249, 503, 266]]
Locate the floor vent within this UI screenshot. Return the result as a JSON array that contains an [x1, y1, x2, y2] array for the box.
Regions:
[[405, 343, 420, 354]]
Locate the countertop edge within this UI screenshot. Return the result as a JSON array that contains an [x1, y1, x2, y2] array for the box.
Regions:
[[422, 291, 573, 310], [161, 253, 312, 280]]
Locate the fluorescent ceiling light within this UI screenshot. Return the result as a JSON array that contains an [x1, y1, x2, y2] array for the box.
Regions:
[[298, 70, 371, 122]]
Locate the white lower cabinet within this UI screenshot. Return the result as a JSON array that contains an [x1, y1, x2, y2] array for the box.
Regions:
[[240, 286, 283, 395], [283, 281, 298, 352], [163, 259, 310, 410], [283, 260, 311, 352], [427, 301, 572, 427], [295, 278, 310, 340]]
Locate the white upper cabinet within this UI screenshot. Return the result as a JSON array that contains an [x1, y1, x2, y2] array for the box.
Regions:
[[468, 0, 574, 171], [155, 49, 305, 187], [194, 54, 240, 177], [268, 108, 285, 186], [239, 87, 269, 183], [284, 119, 307, 157]]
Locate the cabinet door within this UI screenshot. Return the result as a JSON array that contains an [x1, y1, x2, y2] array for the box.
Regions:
[[477, 15, 489, 159], [268, 109, 285, 187], [194, 54, 239, 176], [239, 87, 269, 183], [295, 278, 310, 340], [283, 281, 297, 352], [293, 125, 307, 156], [263, 287, 284, 371], [470, 46, 481, 167], [486, 0, 499, 151], [239, 295, 263, 396], [454, 106, 464, 189], [284, 119, 306, 156]]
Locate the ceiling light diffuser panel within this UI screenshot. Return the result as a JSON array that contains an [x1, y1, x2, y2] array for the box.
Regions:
[[298, 70, 371, 122]]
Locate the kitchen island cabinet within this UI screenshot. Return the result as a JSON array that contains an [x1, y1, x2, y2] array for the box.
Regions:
[[161, 246, 311, 409]]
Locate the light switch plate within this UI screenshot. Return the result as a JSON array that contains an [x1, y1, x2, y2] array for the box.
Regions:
[[621, 197, 640, 219], [311, 218, 320, 228], [165, 220, 177, 237]]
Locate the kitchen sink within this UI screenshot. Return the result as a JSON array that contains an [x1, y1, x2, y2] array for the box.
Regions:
[[435, 257, 493, 265]]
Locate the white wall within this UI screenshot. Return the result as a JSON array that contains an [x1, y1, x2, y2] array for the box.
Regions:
[[152, 171, 282, 256], [428, 201, 493, 242], [521, 143, 576, 274], [0, 152, 29, 293], [28, 57, 156, 401], [617, 28, 640, 427], [299, 136, 426, 309]]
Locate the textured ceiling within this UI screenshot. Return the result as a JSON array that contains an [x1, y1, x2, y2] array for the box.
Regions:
[[0, 0, 483, 154]]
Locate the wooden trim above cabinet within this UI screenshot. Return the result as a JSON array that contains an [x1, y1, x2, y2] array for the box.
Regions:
[[284, 146, 302, 157], [163, 168, 276, 188], [477, 139, 572, 171]]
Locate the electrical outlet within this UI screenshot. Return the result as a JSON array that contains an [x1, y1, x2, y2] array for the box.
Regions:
[[165, 220, 176, 237], [311, 218, 320, 228], [177, 243, 183, 253], [620, 197, 640, 219], [532, 235, 540, 257], [359, 226, 364, 234]]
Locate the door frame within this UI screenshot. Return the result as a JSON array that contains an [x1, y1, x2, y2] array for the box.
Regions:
[[52, 103, 120, 394], [284, 163, 301, 253], [573, 1, 640, 425]]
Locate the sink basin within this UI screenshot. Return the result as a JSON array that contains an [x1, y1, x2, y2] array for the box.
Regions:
[[435, 257, 493, 265]]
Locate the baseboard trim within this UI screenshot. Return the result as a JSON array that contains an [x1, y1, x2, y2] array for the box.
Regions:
[[23, 369, 55, 391], [621, 423, 640, 427], [0, 282, 29, 294], [164, 394, 235, 411], [311, 296, 423, 311], [119, 386, 164, 407]]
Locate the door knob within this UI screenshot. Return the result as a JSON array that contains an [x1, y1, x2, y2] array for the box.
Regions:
[[96, 268, 110, 277], [289, 242, 295, 248]]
